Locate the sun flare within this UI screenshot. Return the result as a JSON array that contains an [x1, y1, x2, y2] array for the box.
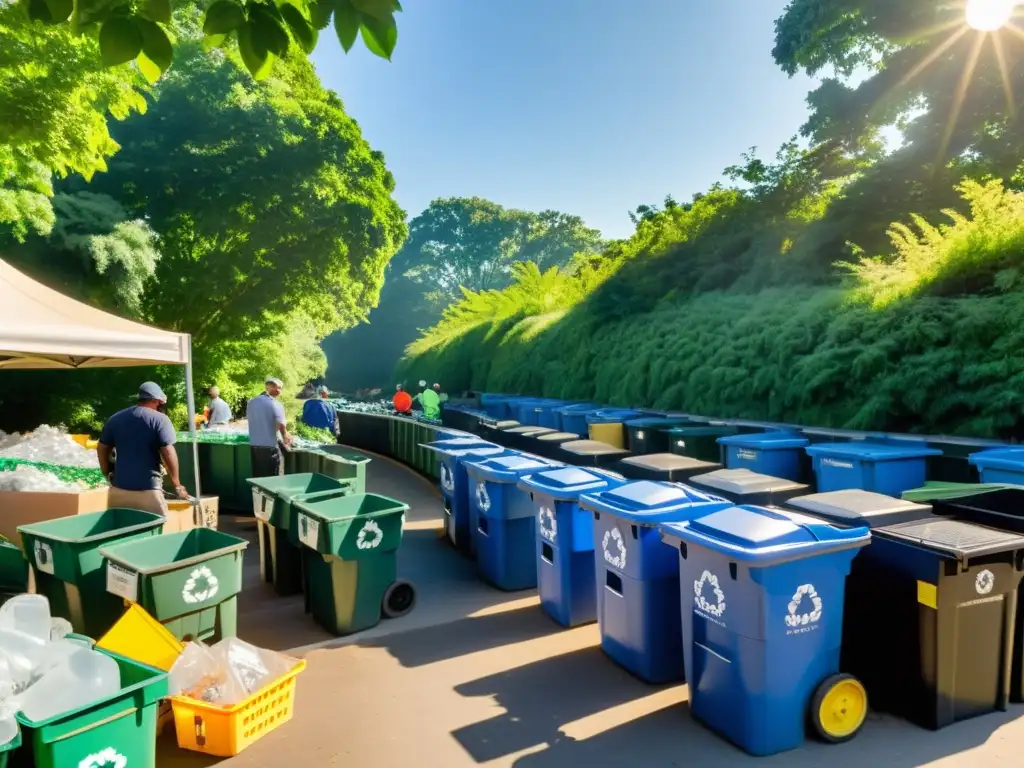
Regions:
[[966, 0, 1016, 31]]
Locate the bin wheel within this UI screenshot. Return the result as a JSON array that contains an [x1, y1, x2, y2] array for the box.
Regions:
[[811, 673, 868, 744], [382, 580, 416, 619]]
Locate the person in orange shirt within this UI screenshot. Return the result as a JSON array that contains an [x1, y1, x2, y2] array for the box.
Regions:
[[393, 384, 413, 414]]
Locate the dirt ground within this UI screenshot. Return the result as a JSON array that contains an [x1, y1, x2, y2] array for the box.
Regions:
[[156, 454, 1024, 767]]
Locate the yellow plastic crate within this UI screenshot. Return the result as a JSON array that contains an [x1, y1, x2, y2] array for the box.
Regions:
[[69, 434, 90, 448], [170, 659, 306, 757]]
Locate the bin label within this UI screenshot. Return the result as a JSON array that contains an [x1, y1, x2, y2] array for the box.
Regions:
[[106, 562, 138, 603], [79, 747, 127, 768], [785, 583, 823, 634], [182, 565, 220, 604], [822, 458, 855, 469], [737, 449, 758, 462], [602, 527, 627, 570], [538, 506, 557, 543], [694, 570, 727, 622], [298, 514, 320, 549], [356, 519, 384, 550], [475, 482, 491, 513], [440, 464, 455, 492], [33, 541, 54, 575], [917, 581, 938, 609], [254, 492, 272, 522], [976, 569, 995, 595]]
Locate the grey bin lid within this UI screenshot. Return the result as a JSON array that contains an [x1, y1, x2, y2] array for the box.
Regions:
[[690, 469, 806, 495], [537, 432, 579, 442], [491, 420, 519, 429], [504, 426, 556, 436], [878, 518, 1024, 560], [773, 508, 830, 527], [621, 454, 718, 471], [788, 490, 932, 529], [561, 440, 630, 456]]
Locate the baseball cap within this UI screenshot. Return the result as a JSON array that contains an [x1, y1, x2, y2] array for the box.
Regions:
[[265, 377, 283, 387], [138, 381, 167, 403]]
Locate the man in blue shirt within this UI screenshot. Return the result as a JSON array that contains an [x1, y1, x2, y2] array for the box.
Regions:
[[247, 377, 292, 477], [302, 387, 338, 436], [206, 386, 232, 426], [97, 381, 187, 515]]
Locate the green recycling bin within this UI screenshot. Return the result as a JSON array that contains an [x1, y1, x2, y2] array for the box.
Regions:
[[665, 425, 739, 462], [0, 535, 27, 594], [248, 473, 356, 596], [294, 493, 415, 635], [232, 444, 255, 512], [100, 528, 247, 643], [18, 509, 165, 638], [13, 646, 166, 768], [318, 446, 370, 494]]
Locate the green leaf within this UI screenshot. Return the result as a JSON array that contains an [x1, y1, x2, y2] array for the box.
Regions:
[[351, 0, 391, 21], [144, 0, 171, 24], [238, 21, 274, 79], [333, 0, 359, 52], [201, 32, 228, 51], [202, 0, 245, 35], [137, 52, 163, 84], [250, 7, 290, 57], [43, 0, 74, 24], [392, 0, 401, 11], [280, 3, 317, 54], [359, 12, 396, 60], [138, 18, 173, 74], [309, 0, 333, 30], [99, 16, 144, 67]]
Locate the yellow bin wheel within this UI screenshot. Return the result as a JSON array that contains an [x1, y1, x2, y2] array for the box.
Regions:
[[811, 673, 868, 744]]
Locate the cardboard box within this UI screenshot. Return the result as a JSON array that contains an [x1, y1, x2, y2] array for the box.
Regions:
[[0, 487, 110, 549], [165, 495, 219, 533]]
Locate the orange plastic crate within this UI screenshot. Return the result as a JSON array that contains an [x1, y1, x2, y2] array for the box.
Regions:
[[169, 659, 306, 757]]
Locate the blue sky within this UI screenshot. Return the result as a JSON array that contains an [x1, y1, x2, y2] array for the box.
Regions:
[[311, 0, 819, 240]]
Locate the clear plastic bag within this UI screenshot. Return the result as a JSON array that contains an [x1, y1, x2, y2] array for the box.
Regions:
[[169, 639, 296, 707]]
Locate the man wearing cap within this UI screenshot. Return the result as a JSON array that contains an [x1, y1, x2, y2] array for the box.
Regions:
[[247, 377, 292, 477], [206, 386, 232, 427], [301, 386, 338, 437], [97, 381, 187, 515]]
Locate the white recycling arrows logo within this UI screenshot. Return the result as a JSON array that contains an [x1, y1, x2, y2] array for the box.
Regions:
[[356, 519, 384, 550], [785, 584, 823, 627], [538, 506, 557, 543], [440, 463, 454, 492], [79, 747, 127, 768], [475, 482, 491, 513], [694, 570, 727, 617], [976, 569, 995, 595], [182, 565, 219, 605], [602, 527, 627, 569]]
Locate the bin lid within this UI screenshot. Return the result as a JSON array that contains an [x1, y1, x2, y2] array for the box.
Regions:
[[620, 454, 719, 472], [519, 466, 626, 498], [717, 432, 810, 450], [586, 409, 642, 424], [504, 426, 557, 436], [555, 403, 599, 415], [579, 481, 729, 524], [805, 441, 941, 461], [902, 481, 1016, 502], [537, 432, 579, 442], [560, 440, 630, 457], [968, 447, 1024, 471], [690, 469, 808, 495], [876, 518, 1024, 561], [664, 426, 736, 436], [466, 455, 560, 483], [787, 490, 932, 528], [424, 437, 493, 451], [625, 417, 687, 429], [660, 505, 870, 563], [423, 442, 506, 460]]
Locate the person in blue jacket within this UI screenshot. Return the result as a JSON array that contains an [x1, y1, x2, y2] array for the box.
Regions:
[[302, 386, 338, 436]]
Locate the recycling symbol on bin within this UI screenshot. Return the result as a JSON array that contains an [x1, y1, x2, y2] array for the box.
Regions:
[[356, 519, 384, 550], [475, 482, 491, 513], [602, 527, 627, 570], [182, 565, 220, 605], [538, 506, 557, 543], [79, 747, 127, 768], [693, 570, 727, 618], [440, 464, 455, 492], [785, 584, 823, 628], [976, 569, 995, 595]]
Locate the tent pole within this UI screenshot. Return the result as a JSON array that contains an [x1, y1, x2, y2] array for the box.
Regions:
[[185, 335, 202, 500]]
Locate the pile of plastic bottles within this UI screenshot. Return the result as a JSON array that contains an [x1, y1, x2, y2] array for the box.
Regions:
[[0, 426, 98, 468]]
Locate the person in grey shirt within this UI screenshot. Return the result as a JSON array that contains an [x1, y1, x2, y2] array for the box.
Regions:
[[246, 377, 292, 477], [206, 386, 232, 426]]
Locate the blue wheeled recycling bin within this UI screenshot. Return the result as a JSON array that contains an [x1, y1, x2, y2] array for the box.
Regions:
[[519, 467, 627, 627], [422, 438, 508, 554], [514, 399, 552, 428], [661, 505, 870, 756], [805, 441, 941, 497], [557, 404, 601, 437], [535, 401, 572, 429], [465, 454, 562, 574], [717, 432, 810, 482], [578, 481, 731, 683], [968, 448, 1024, 484]]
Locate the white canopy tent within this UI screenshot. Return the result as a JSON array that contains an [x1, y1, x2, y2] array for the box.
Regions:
[[0, 258, 201, 495]]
